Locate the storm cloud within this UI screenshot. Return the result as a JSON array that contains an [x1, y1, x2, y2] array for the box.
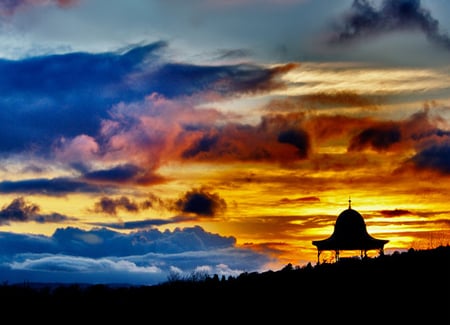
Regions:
[[175, 188, 227, 217], [329, 0, 450, 50], [0, 225, 272, 285]]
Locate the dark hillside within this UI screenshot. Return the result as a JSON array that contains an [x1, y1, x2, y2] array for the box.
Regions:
[[1, 246, 448, 322]]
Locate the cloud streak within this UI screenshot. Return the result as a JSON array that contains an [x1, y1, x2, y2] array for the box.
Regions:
[[0, 177, 109, 195]]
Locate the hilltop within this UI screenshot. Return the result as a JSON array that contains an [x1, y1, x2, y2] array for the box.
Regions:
[[1, 246, 448, 322]]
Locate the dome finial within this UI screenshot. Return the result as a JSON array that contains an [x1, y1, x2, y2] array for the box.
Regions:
[[348, 196, 351, 209]]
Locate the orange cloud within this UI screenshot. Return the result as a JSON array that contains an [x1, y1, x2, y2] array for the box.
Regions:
[[379, 209, 413, 217], [279, 196, 320, 204], [301, 91, 379, 110]]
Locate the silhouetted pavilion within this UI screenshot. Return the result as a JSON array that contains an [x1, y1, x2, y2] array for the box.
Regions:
[[312, 199, 389, 263]]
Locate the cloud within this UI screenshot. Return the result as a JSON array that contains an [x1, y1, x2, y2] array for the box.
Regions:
[[0, 165, 168, 199], [409, 143, 450, 174], [404, 108, 450, 143], [82, 163, 165, 185], [54, 135, 99, 164], [100, 94, 314, 172], [348, 123, 402, 152], [84, 164, 143, 183], [277, 129, 310, 158], [10, 255, 161, 273], [0, 41, 296, 184], [34, 212, 73, 223], [0, 197, 39, 223], [177, 113, 312, 163], [389, 108, 450, 174], [90, 195, 162, 216], [47, 225, 237, 257], [142, 62, 297, 98], [0, 225, 272, 285], [0, 177, 108, 195], [306, 114, 368, 143], [90, 218, 178, 230], [175, 188, 227, 217], [279, 196, 320, 204], [5, 254, 166, 285], [0, 42, 166, 155], [0, 0, 78, 16], [182, 134, 220, 159], [328, 0, 450, 50], [379, 209, 413, 217], [299, 107, 449, 156], [0, 197, 73, 225], [298, 91, 379, 110], [92, 196, 140, 215], [214, 48, 253, 61], [46, 96, 448, 184]]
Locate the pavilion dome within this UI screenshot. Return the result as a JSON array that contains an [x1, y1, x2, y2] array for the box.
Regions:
[[312, 201, 389, 254], [333, 208, 370, 240]]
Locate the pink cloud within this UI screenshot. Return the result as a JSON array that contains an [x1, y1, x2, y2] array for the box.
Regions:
[[98, 93, 225, 170], [95, 92, 311, 173], [54, 134, 99, 164]]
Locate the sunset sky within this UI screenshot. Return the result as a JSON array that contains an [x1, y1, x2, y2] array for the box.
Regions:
[[0, 0, 449, 286]]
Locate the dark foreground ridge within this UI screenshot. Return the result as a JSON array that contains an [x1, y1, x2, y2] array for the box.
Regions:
[[1, 246, 449, 322]]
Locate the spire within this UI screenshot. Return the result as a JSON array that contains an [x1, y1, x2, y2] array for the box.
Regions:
[[348, 196, 351, 209]]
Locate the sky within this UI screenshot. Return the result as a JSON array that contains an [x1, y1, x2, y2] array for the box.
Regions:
[[0, 0, 449, 286]]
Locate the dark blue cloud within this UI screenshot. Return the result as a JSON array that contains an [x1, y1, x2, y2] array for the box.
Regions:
[[348, 124, 401, 151], [0, 197, 39, 223], [0, 41, 292, 157], [0, 197, 74, 225], [410, 143, 450, 174], [81, 164, 165, 186], [182, 134, 219, 158], [0, 225, 236, 258], [0, 232, 56, 255], [83, 164, 143, 183], [329, 0, 450, 50], [0, 177, 108, 195], [47, 225, 235, 257], [148, 62, 288, 97], [0, 42, 165, 155], [278, 129, 310, 158], [175, 188, 227, 217], [0, 225, 271, 285]]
